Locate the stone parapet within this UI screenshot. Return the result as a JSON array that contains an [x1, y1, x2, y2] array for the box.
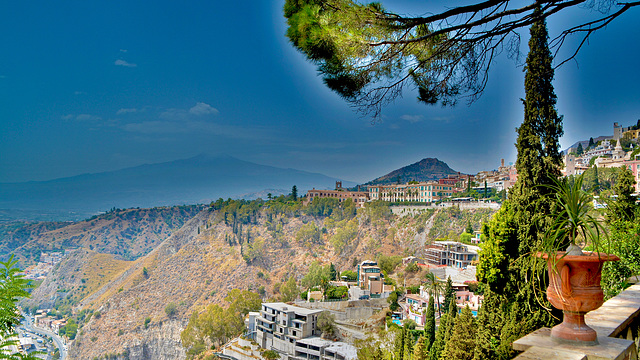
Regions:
[[513, 283, 640, 360]]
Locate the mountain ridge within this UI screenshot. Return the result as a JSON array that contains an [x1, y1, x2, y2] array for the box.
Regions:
[[0, 154, 355, 220], [364, 157, 461, 186]]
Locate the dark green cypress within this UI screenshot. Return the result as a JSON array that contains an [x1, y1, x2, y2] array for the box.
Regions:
[[609, 166, 638, 222], [473, 290, 506, 360], [393, 327, 405, 360], [424, 295, 436, 352], [403, 326, 413, 360], [427, 299, 457, 360], [441, 306, 477, 360], [443, 277, 455, 313], [475, 9, 563, 359]]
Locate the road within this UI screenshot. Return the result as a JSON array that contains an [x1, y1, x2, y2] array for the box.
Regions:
[[21, 311, 67, 360]]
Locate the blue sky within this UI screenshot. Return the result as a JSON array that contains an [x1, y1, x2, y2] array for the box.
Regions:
[[1, 1, 638, 183]]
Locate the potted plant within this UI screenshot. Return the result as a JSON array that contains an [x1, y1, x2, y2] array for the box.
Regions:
[[537, 175, 618, 344]]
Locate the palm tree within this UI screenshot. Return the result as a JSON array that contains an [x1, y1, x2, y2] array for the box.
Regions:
[[424, 272, 443, 316]]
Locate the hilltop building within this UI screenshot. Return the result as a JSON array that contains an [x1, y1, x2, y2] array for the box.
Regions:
[[368, 182, 453, 203], [613, 121, 640, 140], [304, 182, 369, 208]]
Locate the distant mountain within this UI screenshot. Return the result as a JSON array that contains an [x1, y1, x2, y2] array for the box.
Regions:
[[364, 158, 460, 186], [0, 154, 355, 220]]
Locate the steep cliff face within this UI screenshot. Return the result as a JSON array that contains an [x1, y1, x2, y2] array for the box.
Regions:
[[44, 205, 494, 359], [71, 318, 187, 360]]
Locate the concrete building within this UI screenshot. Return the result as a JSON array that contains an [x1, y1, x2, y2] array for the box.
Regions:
[[425, 241, 478, 268], [294, 337, 357, 360], [256, 302, 323, 355], [253, 302, 357, 360]]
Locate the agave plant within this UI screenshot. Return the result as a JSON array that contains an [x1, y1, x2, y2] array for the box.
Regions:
[[541, 174, 607, 256]]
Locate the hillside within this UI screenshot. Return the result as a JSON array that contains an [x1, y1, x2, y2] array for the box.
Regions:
[[0, 205, 204, 265], [365, 158, 460, 186], [21, 201, 497, 360], [0, 154, 355, 220]]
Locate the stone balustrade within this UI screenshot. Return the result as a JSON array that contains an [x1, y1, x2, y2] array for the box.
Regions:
[[513, 282, 640, 360]]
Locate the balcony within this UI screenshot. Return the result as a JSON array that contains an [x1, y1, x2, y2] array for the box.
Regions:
[[512, 282, 640, 359]]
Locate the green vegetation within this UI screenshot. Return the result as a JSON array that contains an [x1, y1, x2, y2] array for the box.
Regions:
[[340, 270, 357, 281], [295, 222, 322, 245], [441, 306, 477, 360], [262, 350, 280, 360], [0, 255, 40, 359], [317, 311, 337, 340], [601, 166, 640, 299], [279, 276, 299, 302], [329, 219, 358, 253], [325, 286, 348, 300], [301, 261, 335, 289], [377, 254, 402, 274], [474, 10, 564, 359], [165, 302, 177, 318], [427, 207, 493, 240], [181, 289, 261, 353], [58, 318, 78, 339]]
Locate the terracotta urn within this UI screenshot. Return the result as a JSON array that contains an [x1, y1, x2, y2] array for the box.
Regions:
[[540, 251, 619, 344]]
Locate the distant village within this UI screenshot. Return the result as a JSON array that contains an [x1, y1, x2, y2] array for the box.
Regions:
[[304, 121, 640, 210], [21, 251, 64, 281]]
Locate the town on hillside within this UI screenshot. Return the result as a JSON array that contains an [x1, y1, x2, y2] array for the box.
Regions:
[[304, 122, 640, 211]]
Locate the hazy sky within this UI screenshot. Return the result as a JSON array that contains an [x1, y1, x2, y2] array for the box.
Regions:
[[1, 1, 638, 183]]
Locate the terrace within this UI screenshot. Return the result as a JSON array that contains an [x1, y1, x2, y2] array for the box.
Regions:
[[513, 282, 640, 359]]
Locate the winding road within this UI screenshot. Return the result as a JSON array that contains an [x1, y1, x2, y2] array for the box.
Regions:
[[20, 311, 67, 360]]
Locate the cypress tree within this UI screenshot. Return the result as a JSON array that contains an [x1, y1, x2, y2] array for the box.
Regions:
[[403, 326, 414, 360], [609, 166, 638, 222], [427, 299, 457, 360], [594, 165, 601, 193], [441, 306, 477, 360], [424, 296, 436, 352], [577, 142, 584, 155], [475, 9, 563, 359], [412, 334, 428, 360], [393, 327, 405, 360], [443, 299, 458, 343], [442, 277, 455, 312], [473, 290, 506, 360]]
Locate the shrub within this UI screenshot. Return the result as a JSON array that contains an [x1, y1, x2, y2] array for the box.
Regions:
[[405, 262, 420, 273], [165, 302, 177, 318], [144, 317, 151, 329]]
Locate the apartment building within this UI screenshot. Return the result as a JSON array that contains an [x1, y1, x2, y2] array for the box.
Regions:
[[425, 241, 478, 268], [256, 302, 322, 354], [368, 182, 453, 203], [254, 302, 356, 360]]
